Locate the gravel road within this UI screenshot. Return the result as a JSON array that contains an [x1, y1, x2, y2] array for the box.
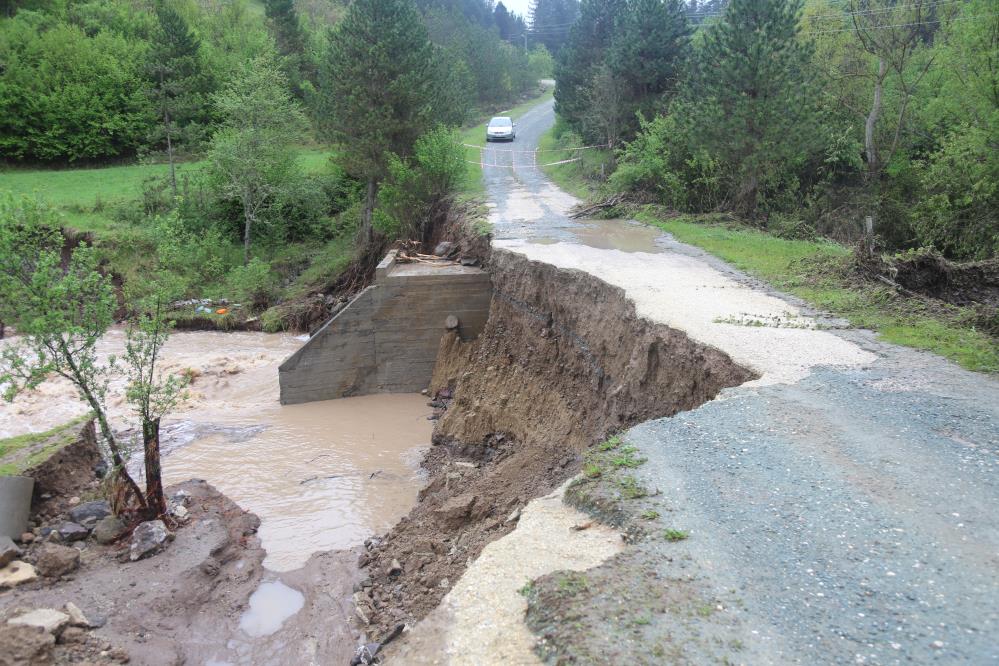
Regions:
[[481, 99, 999, 664]]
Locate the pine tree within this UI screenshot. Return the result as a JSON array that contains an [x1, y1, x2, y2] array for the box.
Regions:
[[148, 1, 212, 197], [264, 0, 315, 96], [607, 0, 690, 141], [319, 0, 443, 244], [691, 0, 816, 216], [554, 0, 626, 138], [494, 1, 515, 41]]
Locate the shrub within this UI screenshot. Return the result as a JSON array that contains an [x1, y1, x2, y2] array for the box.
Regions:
[[913, 125, 999, 260], [378, 125, 465, 242], [222, 258, 280, 310]]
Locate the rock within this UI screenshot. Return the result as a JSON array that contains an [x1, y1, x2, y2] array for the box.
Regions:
[[7, 609, 70, 635], [19, 532, 34, 544], [387, 559, 403, 576], [170, 504, 189, 521], [58, 626, 88, 645], [129, 520, 172, 561], [0, 561, 37, 589], [0, 536, 22, 568], [444, 314, 459, 330], [460, 257, 479, 267], [35, 543, 81, 578], [57, 522, 89, 542], [434, 493, 478, 528], [68, 496, 80, 506], [69, 500, 111, 527], [93, 516, 128, 545], [505, 507, 521, 524], [433, 241, 454, 256], [64, 602, 93, 628], [0, 624, 55, 665], [350, 642, 381, 665]]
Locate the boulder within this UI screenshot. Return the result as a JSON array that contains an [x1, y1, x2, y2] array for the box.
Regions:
[[0, 624, 55, 666], [35, 543, 80, 578], [0, 561, 37, 589], [433, 241, 454, 257], [7, 609, 70, 635], [129, 520, 172, 561], [93, 516, 128, 545], [56, 522, 89, 542], [68, 500, 111, 527], [0, 536, 21, 568], [433, 493, 478, 528]]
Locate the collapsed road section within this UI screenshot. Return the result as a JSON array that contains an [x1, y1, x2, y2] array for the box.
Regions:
[[353, 247, 755, 645]]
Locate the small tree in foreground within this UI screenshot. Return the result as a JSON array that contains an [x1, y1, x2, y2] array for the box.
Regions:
[[0, 195, 182, 518]]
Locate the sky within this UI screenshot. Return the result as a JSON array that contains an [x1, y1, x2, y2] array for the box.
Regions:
[[500, 0, 533, 20]]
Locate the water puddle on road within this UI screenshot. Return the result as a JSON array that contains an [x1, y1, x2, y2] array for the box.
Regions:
[[1, 330, 433, 572], [238, 581, 305, 637], [529, 218, 665, 254]]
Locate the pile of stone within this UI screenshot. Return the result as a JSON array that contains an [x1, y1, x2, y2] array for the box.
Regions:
[[0, 601, 126, 665], [0, 494, 188, 591]]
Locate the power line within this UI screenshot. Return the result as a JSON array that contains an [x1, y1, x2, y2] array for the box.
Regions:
[[801, 10, 998, 34]]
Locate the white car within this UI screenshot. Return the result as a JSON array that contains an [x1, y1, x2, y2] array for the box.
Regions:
[[486, 116, 516, 142]]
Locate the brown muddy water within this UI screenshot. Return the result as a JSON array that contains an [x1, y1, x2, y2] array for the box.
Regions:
[[0, 330, 432, 572]]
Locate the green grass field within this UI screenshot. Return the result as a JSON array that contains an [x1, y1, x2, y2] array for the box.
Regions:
[[0, 148, 334, 234]]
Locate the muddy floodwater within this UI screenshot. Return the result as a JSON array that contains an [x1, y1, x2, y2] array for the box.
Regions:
[[0, 330, 432, 571]]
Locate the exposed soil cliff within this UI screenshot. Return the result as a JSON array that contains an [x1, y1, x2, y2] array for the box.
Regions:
[[358, 248, 755, 638]]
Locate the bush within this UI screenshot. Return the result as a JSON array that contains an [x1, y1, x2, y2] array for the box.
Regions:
[[0, 18, 154, 161], [222, 258, 280, 310], [611, 112, 725, 212], [913, 125, 999, 260], [378, 126, 465, 242], [151, 212, 234, 297]]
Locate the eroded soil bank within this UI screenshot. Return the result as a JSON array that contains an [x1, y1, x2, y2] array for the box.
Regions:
[[358, 248, 755, 640]]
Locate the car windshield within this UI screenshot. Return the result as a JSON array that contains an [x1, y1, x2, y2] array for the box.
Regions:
[[489, 117, 512, 128]]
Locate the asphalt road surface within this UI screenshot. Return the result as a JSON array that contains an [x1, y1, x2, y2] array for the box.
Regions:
[[482, 98, 999, 664]]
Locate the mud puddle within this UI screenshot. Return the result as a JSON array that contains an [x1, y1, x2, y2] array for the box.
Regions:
[[529, 218, 665, 253], [1, 330, 433, 571]]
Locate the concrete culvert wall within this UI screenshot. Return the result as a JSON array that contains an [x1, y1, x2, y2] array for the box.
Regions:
[[278, 252, 492, 404], [359, 249, 756, 637]]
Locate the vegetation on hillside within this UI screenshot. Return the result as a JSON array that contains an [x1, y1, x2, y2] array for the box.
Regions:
[[553, 0, 998, 263], [0, 0, 554, 331]]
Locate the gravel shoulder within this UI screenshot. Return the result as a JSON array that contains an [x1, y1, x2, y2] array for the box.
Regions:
[[476, 99, 999, 664]]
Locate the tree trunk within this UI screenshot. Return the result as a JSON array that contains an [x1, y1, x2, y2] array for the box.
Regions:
[[165, 109, 177, 199], [863, 57, 888, 238], [864, 57, 887, 180], [142, 417, 167, 517], [243, 206, 253, 266], [362, 178, 377, 246]]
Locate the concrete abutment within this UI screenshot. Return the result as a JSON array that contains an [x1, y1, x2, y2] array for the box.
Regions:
[[278, 251, 492, 404]]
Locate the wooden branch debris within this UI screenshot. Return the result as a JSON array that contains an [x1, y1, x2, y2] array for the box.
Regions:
[[568, 193, 625, 219]]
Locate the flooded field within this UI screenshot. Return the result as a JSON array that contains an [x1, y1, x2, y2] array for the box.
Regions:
[[0, 330, 432, 571]]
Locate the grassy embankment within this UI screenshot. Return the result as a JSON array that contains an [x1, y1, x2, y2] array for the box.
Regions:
[[0, 414, 92, 476], [537, 126, 999, 374]]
